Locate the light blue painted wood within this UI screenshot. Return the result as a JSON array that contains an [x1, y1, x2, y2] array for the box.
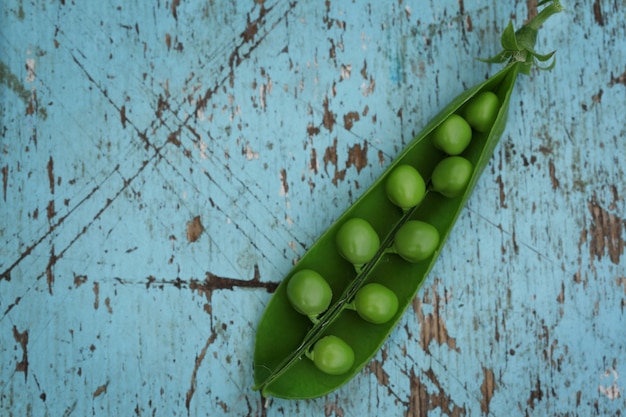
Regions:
[[1, 1, 625, 416]]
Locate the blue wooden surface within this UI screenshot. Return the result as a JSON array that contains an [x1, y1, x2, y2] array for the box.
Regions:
[[1, 1, 625, 416]]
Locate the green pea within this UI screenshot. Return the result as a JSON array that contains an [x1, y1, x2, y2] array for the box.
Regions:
[[392, 220, 440, 263], [336, 218, 380, 269], [310, 335, 355, 375], [385, 164, 426, 211], [462, 91, 500, 132], [354, 283, 399, 324], [431, 114, 472, 155], [287, 269, 332, 317], [431, 156, 473, 198]]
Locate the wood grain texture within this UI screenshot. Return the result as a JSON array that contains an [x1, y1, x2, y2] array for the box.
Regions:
[[1, 0, 624, 416]]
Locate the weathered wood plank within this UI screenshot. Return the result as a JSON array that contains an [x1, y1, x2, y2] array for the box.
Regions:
[[1, 0, 624, 416]]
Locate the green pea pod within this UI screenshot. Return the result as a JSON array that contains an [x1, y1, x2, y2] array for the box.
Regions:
[[253, 1, 562, 400]]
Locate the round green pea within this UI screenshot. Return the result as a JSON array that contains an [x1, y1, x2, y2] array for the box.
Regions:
[[287, 269, 332, 316], [393, 220, 440, 263], [354, 283, 399, 324], [431, 114, 472, 155], [463, 91, 500, 133], [431, 156, 473, 198], [336, 218, 380, 266], [385, 164, 426, 210], [311, 335, 355, 375]]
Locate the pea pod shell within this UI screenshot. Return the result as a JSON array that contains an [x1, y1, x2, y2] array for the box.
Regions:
[[253, 62, 521, 399]]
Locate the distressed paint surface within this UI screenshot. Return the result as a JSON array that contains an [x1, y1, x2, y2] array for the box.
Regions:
[[1, 0, 625, 416]]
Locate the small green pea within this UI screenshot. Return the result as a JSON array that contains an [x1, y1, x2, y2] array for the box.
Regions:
[[431, 156, 473, 198], [385, 164, 426, 211], [431, 114, 472, 155], [393, 220, 440, 263], [354, 283, 399, 324], [336, 218, 380, 268], [287, 269, 332, 316], [463, 91, 500, 132], [311, 335, 355, 375]]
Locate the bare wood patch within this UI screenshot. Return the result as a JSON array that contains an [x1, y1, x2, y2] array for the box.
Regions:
[[343, 111, 360, 130], [480, 367, 497, 414], [412, 280, 459, 354], [609, 67, 626, 87], [346, 141, 368, 174], [407, 368, 466, 417], [593, 0, 605, 26], [93, 381, 109, 398], [587, 195, 625, 265], [527, 377, 544, 410], [186, 216, 204, 243], [12, 326, 29, 381], [548, 159, 560, 190]]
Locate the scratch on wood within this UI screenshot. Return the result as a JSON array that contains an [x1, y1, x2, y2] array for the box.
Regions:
[[1, 164, 8, 201], [407, 368, 466, 417], [3, 297, 21, 316], [186, 333, 217, 414], [120, 104, 127, 128], [47, 157, 55, 194], [139, 265, 278, 298], [548, 159, 560, 190], [193, 1, 294, 112], [46, 246, 56, 295], [93, 281, 100, 310]]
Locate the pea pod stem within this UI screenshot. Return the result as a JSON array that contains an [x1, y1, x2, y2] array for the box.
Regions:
[[307, 314, 321, 325], [482, 0, 563, 73], [384, 247, 397, 255], [343, 301, 356, 311]]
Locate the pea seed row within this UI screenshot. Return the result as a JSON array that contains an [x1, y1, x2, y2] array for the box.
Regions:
[[284, 90, 502, 376]]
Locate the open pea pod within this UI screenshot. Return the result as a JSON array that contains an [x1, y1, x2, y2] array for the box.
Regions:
[[253, 1, 562, 400]]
